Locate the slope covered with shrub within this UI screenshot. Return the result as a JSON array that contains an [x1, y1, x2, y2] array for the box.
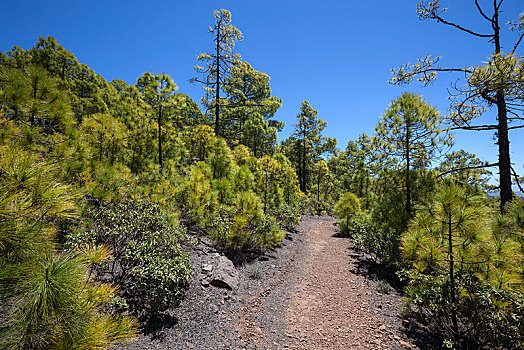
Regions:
[[0, 35, 302, 348]]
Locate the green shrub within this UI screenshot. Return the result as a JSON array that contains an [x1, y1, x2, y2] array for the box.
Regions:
[[334, 192, 360, 234], [270, 202, 301, 231], [401, 183, 524, 348], [209, 193, 286, 251], [208, 205, 233, 246], [0, 145, 137, 349], [180, 161, 217, 226], [77, 201, 192, 318], [256, 215, 285, 248]]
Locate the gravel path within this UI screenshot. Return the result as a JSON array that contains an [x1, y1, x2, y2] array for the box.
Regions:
[[285, 217, 405, 349], [120, 216, 423, 349]]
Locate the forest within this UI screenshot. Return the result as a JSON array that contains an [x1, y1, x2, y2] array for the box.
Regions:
[[0, 1, 523, 349]]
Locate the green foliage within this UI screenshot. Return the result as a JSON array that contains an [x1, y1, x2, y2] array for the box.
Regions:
[[256, 155, 281, 213], [0, 145, 137, 349], [180, 145, 299, 251], [230, 190, 264, 249], [221, 61, 283, 153], [329, 134, 374, 210], [78, 201, 192, 318], [401, 182, 524, 348], [282, 100, 337, 194], [256, 215, 285, 248], [136, 72, 185, 171], [180, 161, 217, 226], [0, 35, 304, 344], [334, 192, 361, 235], [349, 213, 400, 266], [436, 149, 493, 191], [0, 64, 73, 137], [375, 92, 452, 216]]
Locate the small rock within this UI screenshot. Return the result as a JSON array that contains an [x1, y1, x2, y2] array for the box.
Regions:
[[210, 255, 239, 290], [399, 339, 412, 348], [202, 263, 213, 273], [210, 304, 219, 314]]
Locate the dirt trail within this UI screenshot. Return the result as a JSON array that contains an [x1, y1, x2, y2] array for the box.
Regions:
[[238, 216, 413, 349], [285, 217, 398, 349], [121, 215, 419, 349]]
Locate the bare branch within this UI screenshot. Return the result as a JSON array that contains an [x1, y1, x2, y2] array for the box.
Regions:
[[432, 67, 474, 74], [436, 162, 499, 178], [496, 0, 504, 12], [449, 124, 498, 131], [510, 165, 524, 193], [511, 32, 524, 55], [422, 7, 494, 38], [475, 0, 493, 22]]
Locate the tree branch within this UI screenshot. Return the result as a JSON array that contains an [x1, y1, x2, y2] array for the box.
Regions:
[[449, 124, 498, 131], [475, 0, 493, 22], [428, 11, 494, 38], [496, 0, 504, 12], [431, 67, 474, 74], [437, 162, 499, 178], [510, 165, 524, 193], [511, 31, 524, 55]]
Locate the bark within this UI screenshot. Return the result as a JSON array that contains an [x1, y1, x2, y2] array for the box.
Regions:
[[405, 113, 412, 216], [302, 130, 307, 193], [158, 107, 162, 171], [214, 23, 221, 136], [492, 2, 513, 211], [448, 210, 458, 338], [497, 96, 513, 211]]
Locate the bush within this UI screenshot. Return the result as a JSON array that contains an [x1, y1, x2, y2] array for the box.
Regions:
[[343, 212, 399, 266], [209, 196, 286, 251], [401, 184, 524, 348], [270, 202, 301, 231], [0, 146, 137, 349], [179, 161, 217, 226], [74, 201, 192, 318], [256, 215, 285, 248], [334, 192, 360, 234]]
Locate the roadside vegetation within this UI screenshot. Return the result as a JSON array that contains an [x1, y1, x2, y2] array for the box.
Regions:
[[1, 2, 524, 349]]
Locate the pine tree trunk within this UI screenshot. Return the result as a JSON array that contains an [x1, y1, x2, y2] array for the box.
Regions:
[[497, 93, 513, 211], [448, 210, 458, 338], [405, 116, 411, 216], [158, 106, 163, 172], [214, 24, 221, 136], [302, 135, 307, 193], [492, 3, 513, 212]]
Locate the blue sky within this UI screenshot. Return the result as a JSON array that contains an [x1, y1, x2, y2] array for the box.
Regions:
[[1, 0, 523, 177]]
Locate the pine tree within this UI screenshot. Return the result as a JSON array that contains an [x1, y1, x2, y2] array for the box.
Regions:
[[282, 101, 336, 193], [0, 145, 137, 349], [137, 72, 183, 172], [391, 1, 524, 211], [192, 9, 243, 136], [375, 92, 452, 216]]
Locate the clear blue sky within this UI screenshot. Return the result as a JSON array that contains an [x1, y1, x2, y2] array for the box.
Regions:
[[1, 0, 523, 177]]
